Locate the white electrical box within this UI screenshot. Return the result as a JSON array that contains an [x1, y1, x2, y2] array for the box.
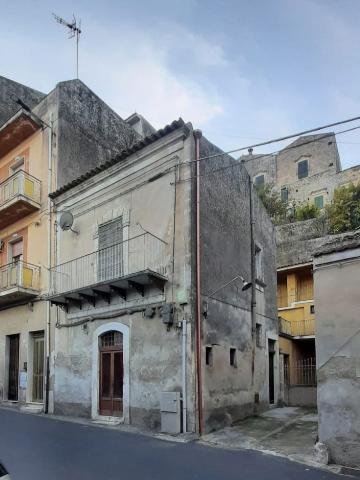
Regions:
[[160, 391, 181, 434]]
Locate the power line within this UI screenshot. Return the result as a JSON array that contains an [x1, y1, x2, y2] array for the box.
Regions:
[[176, 124, 360, 184], [195, 115, 360, 163]]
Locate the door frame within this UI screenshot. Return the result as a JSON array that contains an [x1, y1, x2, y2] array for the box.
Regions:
[[7, 334, 20, 401], [91, 322, 129, 423]]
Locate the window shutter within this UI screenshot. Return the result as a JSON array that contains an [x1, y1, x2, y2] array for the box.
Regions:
[[98, 218, 123, 249], [12, 240, 23, 258]]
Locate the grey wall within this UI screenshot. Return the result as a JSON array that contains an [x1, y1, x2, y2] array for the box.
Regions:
[[56, 80, 139, 188], [314, 245, 360, 467], [288, 386, 316, 407], [0, 75, 45, 125], [276, 217, 329, 268], [199, 137, 277, 432]]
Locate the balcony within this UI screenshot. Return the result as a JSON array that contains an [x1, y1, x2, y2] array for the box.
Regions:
[[49, 233, 168, 311], [0, 171, 41, 229], [0, 261, 41, 306], [279, 317, 315, 337]]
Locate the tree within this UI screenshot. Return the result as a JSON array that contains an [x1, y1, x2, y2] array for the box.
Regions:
[[326, 183, 360, 234], [255, 184, 287, 225]]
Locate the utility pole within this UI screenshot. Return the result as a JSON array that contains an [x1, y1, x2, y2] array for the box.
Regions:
[[53, 13, 82, 79]]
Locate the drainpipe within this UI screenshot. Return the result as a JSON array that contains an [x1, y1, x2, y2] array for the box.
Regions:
[[194, 129, 203, 435], [45, 113, 53, 414], [249, 177, 257, 388]]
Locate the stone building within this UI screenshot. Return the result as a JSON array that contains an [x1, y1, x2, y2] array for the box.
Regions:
[[48, 120, 278, 433], [313, 232, 360, 468], [0, 76, 138, 412]]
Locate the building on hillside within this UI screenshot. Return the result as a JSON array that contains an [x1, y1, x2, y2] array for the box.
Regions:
[[47, 120, 278, 434], [313, 232, 360, 468], [242, 133, 360, 209], [242, 133, 360, 407], [0, 76, 139, 412]]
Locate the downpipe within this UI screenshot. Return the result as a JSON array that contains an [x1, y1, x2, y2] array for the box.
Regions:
[[194, 129, 203, 435], [45, 113, 53, 414]]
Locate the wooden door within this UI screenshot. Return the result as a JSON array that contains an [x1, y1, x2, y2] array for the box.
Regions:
[[32, 333, 44, 402], [8, 334, 19, 401], [268, 340, 275, 405], [99, 331, 123, 416]]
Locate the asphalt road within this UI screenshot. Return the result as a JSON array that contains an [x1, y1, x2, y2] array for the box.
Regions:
[[0, 408, 340, 480]]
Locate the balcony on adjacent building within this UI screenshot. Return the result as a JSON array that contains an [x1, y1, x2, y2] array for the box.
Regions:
[[0, 261, 41, 306], [0, 171, 41, 229], [49, 233, 168, 311], [279, 316, 315, 338]]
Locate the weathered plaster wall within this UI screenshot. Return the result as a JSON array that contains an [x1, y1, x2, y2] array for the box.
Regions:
[[52, 126, 197, 431], [0, 301, 46, 403], [314, 246, 360, 467], [0, 76, 45, 126], [199, 137, 278, 432]]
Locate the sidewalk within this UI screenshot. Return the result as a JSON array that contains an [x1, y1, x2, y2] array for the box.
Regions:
[[201, 407, 326, 468]]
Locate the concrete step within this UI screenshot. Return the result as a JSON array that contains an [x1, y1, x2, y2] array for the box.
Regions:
[[92, 417, 123, 426], [20, 403, 44, 414]]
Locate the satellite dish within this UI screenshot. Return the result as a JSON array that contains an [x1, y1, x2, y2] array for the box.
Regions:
[[59, 211, 74, 231]]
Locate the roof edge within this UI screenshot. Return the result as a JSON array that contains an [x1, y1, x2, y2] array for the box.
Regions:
[[49, 118, 186, 199]]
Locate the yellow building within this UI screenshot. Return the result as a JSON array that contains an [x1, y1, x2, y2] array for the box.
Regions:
[[277, 264, 316, 401], [0, 109, 51, 409]]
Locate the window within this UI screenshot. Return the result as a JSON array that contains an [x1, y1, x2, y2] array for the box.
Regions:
[[281, 187, 288, 203], [98, 218, 123, 281], [297, 159, 309, 179], [314, 195, 324, 209], [230, 348, 237, 367], [10, 238, 23, 263], [254, 175, 265, 187], [256, 324, 262, 347], [206, 346, 213, 366], [255, 244, 264, 282], [310, 305, 315, 314], [10, 155, 25, 174]]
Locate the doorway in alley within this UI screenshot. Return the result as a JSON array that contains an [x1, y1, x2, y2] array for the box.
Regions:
[[268, 339, 275, 404], [32, 332, 45, 402], [99, 331, 124, 417], [8, 334, 19, 401]]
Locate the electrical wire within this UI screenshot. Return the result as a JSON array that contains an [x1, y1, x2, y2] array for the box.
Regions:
[[176, 124, 360, 184], [194, 115, 360, 163]]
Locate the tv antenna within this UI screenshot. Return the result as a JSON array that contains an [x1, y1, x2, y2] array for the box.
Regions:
[[53, 13, 82, 79]]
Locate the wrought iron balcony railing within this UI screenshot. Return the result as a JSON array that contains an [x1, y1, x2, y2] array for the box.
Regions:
[[50, 233, 167, 296], [0, 261, 41, 293]]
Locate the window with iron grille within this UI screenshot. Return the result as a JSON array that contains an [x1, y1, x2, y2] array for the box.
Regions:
[[100, 331, 123, 348], [98, 218, 123, 281], [297, 159, 309, 179]]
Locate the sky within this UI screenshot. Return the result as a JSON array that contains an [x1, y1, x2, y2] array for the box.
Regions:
[[1, 0, 360, 167]]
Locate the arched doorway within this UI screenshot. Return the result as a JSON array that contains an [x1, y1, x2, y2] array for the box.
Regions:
[[99, 330, 123, 417]]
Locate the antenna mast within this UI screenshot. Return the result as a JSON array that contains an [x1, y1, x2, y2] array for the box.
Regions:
[[53, 13, 82, 79]]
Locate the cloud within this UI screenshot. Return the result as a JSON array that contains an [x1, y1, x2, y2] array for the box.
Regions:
[[80, 22, 226, 128]]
